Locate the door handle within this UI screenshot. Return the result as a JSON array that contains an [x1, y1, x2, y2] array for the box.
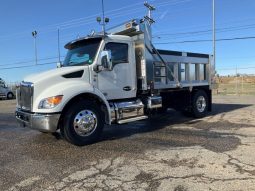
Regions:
[[123, 86, 131, 91]]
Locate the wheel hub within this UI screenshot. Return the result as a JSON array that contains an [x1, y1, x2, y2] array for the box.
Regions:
[[73, 110, 97, 136], [196, 96, 206, 113]]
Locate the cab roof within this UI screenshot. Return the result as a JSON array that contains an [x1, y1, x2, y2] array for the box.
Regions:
[[64, 34, 132, 49]]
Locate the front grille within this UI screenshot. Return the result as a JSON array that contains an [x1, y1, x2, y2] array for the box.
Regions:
[[17, 82, 33, 111]]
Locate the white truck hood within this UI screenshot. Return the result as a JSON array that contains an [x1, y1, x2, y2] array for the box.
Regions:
[[24, 66, 86, 84], [21, 65, 93, 113]]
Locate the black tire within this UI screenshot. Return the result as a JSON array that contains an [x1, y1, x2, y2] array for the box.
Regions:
[[61, 100, 104, 146], [191, 90, 208, 118], [181, 110, 192, 117], [7, 92, 14, 99]]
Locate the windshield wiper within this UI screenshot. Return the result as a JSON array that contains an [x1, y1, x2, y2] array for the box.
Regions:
[[68, 61, 88, 66], [69, 61, 79, 65]]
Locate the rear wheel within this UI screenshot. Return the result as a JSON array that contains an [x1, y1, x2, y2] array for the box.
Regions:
[[61, 100, 104, 146], [191, 90, 208, 118]]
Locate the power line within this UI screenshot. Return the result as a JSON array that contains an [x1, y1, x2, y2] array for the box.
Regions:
[[58, 16, 255, 44], [44, 0, 191, 31], [153, 17, 255, 37], [153, 23, 255, 40], [218, 56, 255, 60], [0, 0, 253, 44], [41, 0, 255, 38], [49, 0, 191, 29], [2, 0, 255, 69], [0, 56, 65, 67], [1, 4, 160, 65], [3, 36, 255, 69], [0, 2, 142, 40], [0, 0, 188, 41], [2, 36, 255, 70], [0, 61, 56, 70], [218, 66, 255, 71], [154, 36, 255, 44], [0, 0, 204, 68], [153, 27, 255, 41]]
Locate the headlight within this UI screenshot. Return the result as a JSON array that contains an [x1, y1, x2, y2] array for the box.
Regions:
[[38, 95, 63, 109]]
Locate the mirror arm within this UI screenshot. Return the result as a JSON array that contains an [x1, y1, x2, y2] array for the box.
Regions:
[[57, 62, 63, 68], [93, 65, 104, 73]]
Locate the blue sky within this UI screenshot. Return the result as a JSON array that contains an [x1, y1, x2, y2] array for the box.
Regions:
[[0, 0, 255, 82]]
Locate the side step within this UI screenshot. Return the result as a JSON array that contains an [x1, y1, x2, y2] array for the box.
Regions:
[[117, 116, 148, 124]]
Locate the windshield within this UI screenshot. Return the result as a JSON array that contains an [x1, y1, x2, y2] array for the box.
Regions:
[[63, 38, 101, 67]]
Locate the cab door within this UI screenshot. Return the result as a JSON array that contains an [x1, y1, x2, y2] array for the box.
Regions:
[[97, 41, 136, 100]]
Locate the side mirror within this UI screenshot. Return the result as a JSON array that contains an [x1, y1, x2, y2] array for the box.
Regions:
[[100, 50, 112, 71], [57, 62, 63, 68]]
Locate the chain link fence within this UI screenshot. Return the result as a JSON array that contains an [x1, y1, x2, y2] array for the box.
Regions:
[[213, 76, 255, 95]]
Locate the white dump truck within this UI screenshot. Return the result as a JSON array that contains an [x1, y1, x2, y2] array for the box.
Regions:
[[16, 14, 215, 145], [0, 78, 15, 99]]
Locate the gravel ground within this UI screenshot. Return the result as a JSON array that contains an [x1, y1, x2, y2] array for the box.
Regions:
[[0, 95, 255, 191]]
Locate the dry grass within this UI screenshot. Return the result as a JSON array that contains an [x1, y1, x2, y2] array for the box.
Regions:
[[214, 76, 255, 95]]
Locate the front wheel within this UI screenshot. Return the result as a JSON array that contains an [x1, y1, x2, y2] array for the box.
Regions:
[[61, 100, 104, 146], [7, 92, 14, 99], [191, 90, 208, 118]]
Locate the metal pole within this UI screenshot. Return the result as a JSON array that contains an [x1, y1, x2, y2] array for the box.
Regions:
[[213, 0, 216, 69], [32, 31, 38, 65], [57, 28, 61, 63], [35, 37, 38, 65], [101, 0, 105, 35], [242, 75, 243, 94], [236, 65, 238, 95]]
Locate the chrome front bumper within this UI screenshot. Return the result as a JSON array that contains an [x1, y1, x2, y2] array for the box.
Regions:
[[15, 109, 61, 133]]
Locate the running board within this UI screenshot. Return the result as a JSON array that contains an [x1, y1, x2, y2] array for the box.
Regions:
[[117, 116, 148, 124]]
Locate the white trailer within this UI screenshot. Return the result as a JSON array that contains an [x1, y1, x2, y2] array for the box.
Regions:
[[16, 13, 215, 146]]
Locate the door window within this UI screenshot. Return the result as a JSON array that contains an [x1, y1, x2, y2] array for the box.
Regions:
[[105, 42, 128, 67]]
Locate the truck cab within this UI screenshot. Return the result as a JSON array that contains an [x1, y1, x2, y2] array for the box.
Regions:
[[63, 35, 137, 100], [15, 19, 214, 146]]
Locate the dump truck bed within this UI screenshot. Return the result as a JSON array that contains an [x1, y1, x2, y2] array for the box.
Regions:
[[152, 49, 213, 90]]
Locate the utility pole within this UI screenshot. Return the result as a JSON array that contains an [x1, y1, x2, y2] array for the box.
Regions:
[[96, 0, 109, 36], [242, 75, 243, 94], [101, 0, 106, 35], [57, 28, 61, 63], [213, 0, 216, 70], [144, 1, 155, 19], [32, 30, 38, 65], [144, 1, 156, 25], [236, 65, 238, 95]]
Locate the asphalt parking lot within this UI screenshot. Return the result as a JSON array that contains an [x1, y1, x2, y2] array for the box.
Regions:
[[0, 95, 255, 191]]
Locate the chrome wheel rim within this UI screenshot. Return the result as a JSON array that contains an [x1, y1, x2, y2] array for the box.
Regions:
[[8, 93, 13, 99], [73, 110, 97, 137], [196, 96, 206, 113]]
